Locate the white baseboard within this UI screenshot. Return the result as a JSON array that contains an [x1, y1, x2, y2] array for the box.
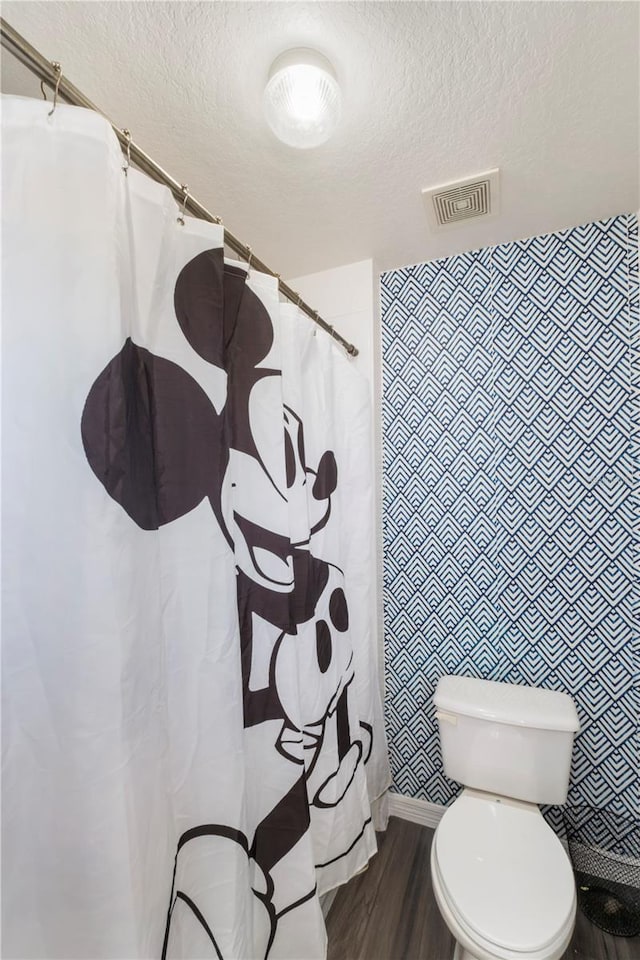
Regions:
[[319, 796, 444, 918], [388, 792, 446, 829]]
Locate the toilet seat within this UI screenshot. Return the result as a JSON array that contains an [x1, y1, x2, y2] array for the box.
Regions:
[[432, 790, 576, 959], [431, 852, 574, 960]]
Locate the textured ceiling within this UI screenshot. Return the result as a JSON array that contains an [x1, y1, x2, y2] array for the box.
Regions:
[[1, 1, 638, 277]]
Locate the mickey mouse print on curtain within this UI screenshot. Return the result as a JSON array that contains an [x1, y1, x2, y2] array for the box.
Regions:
[[1, 95, 390, 960]]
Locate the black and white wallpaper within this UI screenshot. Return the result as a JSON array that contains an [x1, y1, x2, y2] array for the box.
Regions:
[[381, 214, 638, 852]]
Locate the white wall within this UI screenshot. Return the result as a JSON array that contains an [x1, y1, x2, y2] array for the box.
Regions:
[[286, 260, 377, 389], [287, 260, 385, 698]]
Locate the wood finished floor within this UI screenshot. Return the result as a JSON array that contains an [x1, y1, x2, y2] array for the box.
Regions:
[[326, 818, 639, 960]]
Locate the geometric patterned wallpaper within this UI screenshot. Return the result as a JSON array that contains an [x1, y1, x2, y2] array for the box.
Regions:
[[380, 215, 638, 852]]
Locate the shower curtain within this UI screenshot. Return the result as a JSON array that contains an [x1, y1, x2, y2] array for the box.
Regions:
[[1, 95, 390, 960]]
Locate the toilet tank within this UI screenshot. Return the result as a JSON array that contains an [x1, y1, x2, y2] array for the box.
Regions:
[[434, 675, 580, 805]]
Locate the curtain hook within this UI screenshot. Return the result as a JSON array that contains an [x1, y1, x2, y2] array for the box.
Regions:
[[177, 184, 189, 226], [246, 246, 253, 271], [122, 129, 132, 177], [40, 79, 47, 101], [313, 310, 320, 336], [48, 62, 62, 117]]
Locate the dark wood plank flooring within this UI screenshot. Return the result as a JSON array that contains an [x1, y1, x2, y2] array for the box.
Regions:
[[326, 818, 639, 960]]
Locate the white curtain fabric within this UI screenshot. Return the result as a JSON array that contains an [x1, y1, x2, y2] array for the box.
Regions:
[[1, 96, 390, 960]]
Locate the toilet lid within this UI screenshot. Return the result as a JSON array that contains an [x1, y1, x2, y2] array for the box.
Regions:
[[435, 792, 575, 954]]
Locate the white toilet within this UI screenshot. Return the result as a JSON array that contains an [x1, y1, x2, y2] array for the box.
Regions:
[[431, 675, 581, 960]]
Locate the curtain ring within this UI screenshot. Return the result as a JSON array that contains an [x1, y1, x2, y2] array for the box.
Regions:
[[122, 129, 132, 177], [177, 184, 189, 226], [48, 62, 62, 117]]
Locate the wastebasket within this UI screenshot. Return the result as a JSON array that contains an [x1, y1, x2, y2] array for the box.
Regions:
[[564, 806, 640, 938]]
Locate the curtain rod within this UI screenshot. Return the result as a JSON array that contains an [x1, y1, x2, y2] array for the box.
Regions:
[[0, 18, 358, 358]]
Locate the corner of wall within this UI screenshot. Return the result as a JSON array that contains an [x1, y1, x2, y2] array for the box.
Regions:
[[371, 261, 386, 704], [287, 259, 386, 702]]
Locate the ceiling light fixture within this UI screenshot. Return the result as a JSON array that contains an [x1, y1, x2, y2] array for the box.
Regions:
[[263, 48, 341, 149]]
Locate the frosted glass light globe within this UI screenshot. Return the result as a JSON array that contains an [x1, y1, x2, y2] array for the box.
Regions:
[[264, 49, 341, 149]]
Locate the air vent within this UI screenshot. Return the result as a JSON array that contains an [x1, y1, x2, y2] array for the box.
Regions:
[[422, 169, 500, 230]]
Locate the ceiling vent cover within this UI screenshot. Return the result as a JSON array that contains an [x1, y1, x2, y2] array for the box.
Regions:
[[422, 169, 499, 230]]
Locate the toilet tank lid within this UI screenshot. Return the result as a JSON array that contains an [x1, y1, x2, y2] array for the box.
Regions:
[[434, 676, 580, 732]]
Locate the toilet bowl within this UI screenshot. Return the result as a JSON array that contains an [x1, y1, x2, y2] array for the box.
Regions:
[[431, 790, 576, 960]]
